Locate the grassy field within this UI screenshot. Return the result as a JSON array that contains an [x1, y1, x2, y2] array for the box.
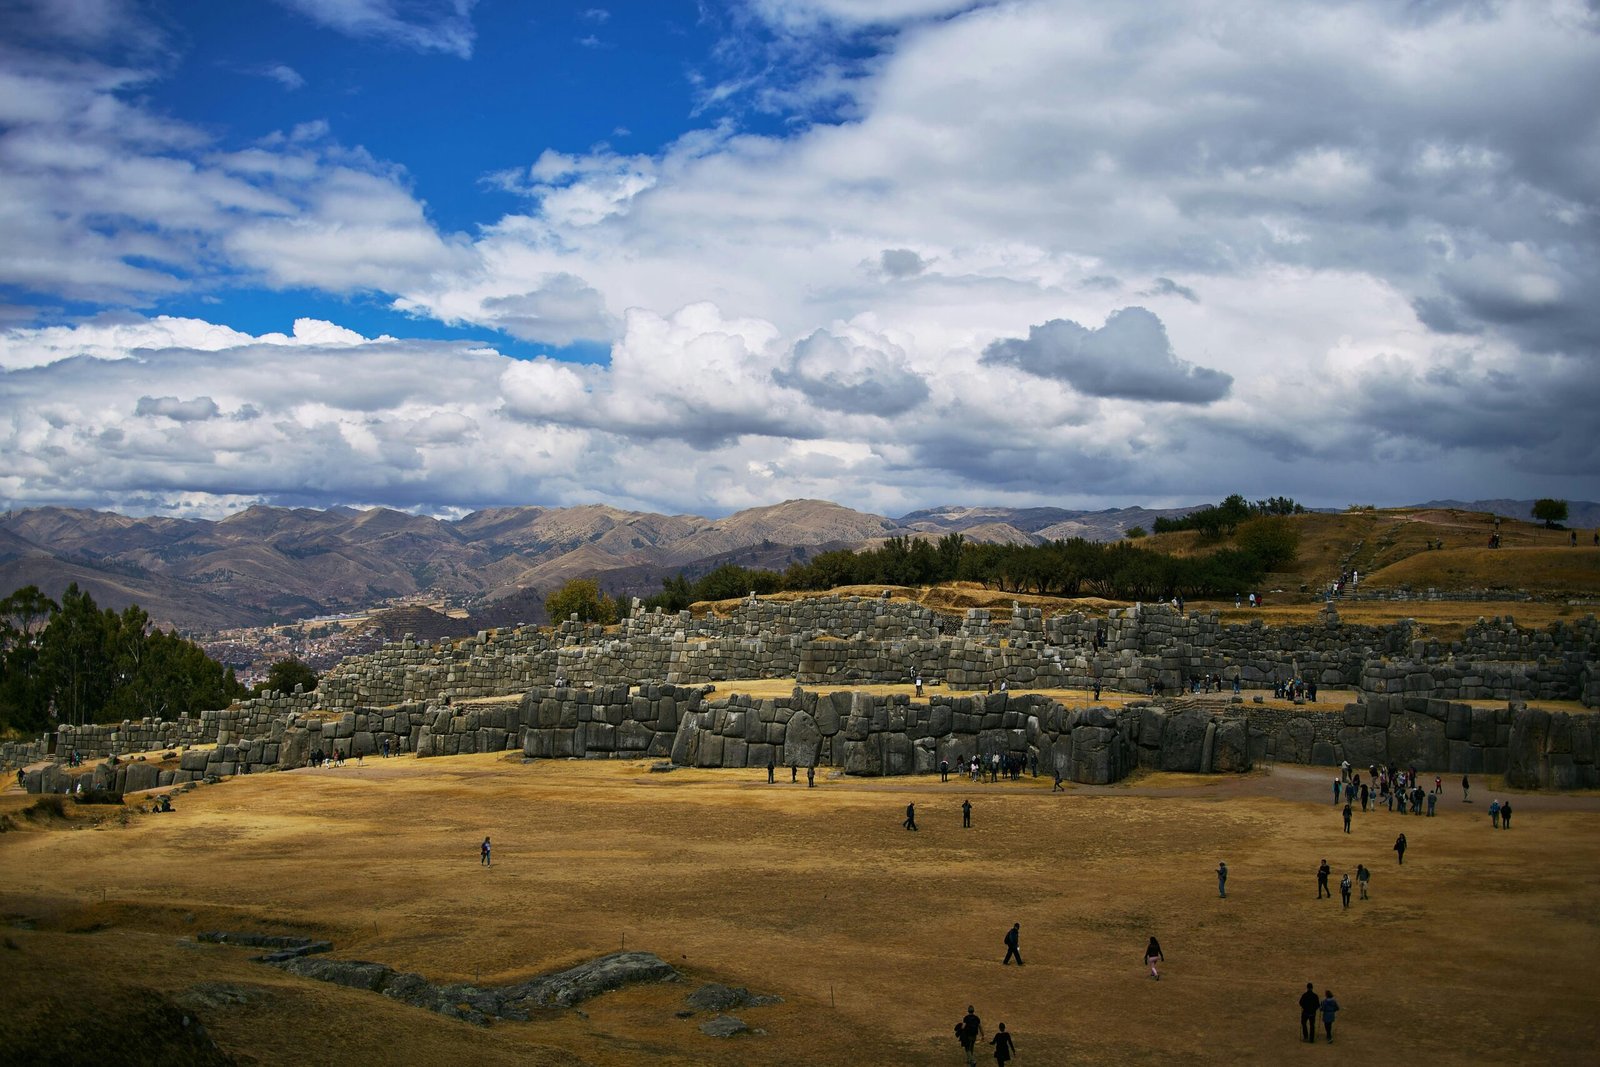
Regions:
[[4, 751, 1599, 1065]]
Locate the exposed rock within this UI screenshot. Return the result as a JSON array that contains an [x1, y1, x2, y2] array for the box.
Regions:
[[699, 1014, 749, 1038]]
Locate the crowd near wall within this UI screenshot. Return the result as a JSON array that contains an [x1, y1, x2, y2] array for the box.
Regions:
[[17, 596, 1599, 793]]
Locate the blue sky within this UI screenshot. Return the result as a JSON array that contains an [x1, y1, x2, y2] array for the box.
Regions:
[[1, 0, 1598, 519]]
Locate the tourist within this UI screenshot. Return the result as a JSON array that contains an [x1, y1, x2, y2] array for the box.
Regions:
[[1002, 923, 1023, 966], [807, 765, 815, 788], [990, 1022, 1016, 1065], [790, 763, 797, 783], [1356, 863, 1370, 899], [903, 802, 918, 831], [1359, 781, 1369, 811], [940, 758, 949, 783], [1144, 935, 1164, 980], [1426, 791, 1436, 816], [1320, 990, 1341, 1042], [1394, 832, 1407, 864], [766, 755, 775, 784], [1462, 774, 1471, 802], [1339, 872, 1351, 908], [1500, 799, 1512, 828], [1217, 861, 1228, 898], [1333, 778, 1341, 804], [1343, 802, 1352, 833], [480, 836, 491, 867], [1489, 798, 1501, 828], [962, 799, 972, 828], [1298, 982, 1320, 1042], [1052, 769, 1065, 792], [958, 1005, 985, 1067], [1317, 859, 1331, 899]]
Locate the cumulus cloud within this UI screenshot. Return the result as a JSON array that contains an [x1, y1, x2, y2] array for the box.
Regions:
[[878, 248, 927, 278], [982, 307, 1233, 404], [774, 326, 929, 414], [480, 274, 614, 345], [135, 396, 221, 421], [274, 0, 478, 58]]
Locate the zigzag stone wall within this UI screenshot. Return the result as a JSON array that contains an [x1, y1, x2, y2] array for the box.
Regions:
[[30, 596, 1598, 792]]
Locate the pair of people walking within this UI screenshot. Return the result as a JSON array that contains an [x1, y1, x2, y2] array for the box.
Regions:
[[1298, 983, 1340, 1042], [955, 1006, 1015, 1066]]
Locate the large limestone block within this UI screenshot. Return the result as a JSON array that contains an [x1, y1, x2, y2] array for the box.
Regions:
[[1070, 725, 1122, 784], [1159, 707, 1209, 772], [782, 711, 822, 768], [1505, 708, 1551, 789], [1386, 711, 1448, 769], [813, 693, 842, 736], [1213, 720, 1251, 773]]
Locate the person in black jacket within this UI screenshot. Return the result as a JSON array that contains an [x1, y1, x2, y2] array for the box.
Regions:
[[1144, 936, 1164, 979], [1299, 982, 1320, 1042], [990, 1022, 1016, 1064], [1002, 923, 1023, 965]]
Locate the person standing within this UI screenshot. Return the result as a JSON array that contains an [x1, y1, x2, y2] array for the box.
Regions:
[[1500, 799, 1513, 828], [1342, 802, 1352, 833], [1317, 859, 1331, 898], [807, 764, 815, 788], [1426, 791, 1437, 817], [1332, 778, 1341, 804], [1320, 990, 1341, 1043], [1356, 863, 1370, 899], [990, 1022, 1016, 1065], [903, 802, 918, 831], [480, 836, 491, 867], [1298, 982, 1320, 1042], [1359, 781, 1369, 811], [962, 799, 972, 828], [958, 1005, 984, 1067], [791, 763, 798, 783], [1144, 936, 1164, 980], [767, 755, 775, 784], [1489, 799, 1500, 828], [1339, 872, 1352, 908], [1394, 832, 1407, 865], [940, 758, 950, 783], [1002, 923, 1023, 966], [1462, 774, 1471, 802], [1217, 861, 1228, 898]]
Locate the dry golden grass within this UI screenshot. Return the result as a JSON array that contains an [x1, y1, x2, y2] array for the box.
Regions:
[[4, 746, 1599, 1065]]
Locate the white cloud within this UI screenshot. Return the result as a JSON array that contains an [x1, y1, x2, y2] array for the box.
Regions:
[[273, 0, 478, 58]]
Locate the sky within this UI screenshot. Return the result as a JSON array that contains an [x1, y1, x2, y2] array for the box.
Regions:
[[1, 0, 1597, 521]]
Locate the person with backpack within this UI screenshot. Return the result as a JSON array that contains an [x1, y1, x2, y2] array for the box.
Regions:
[[956, 1005, 984, 1066]]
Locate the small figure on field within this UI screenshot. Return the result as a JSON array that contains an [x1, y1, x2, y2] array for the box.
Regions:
[[807, 765, 815, 788], [957, 1005, 984, 1067], [1002, 923, 1023, 966], [1356, 864, 1370, 899], [790, 763, 797, 783], [1339, 872, 1351, 908], [1298, 982, 1319, 1042], [903, 802, 918, 831], [1489, 799, 1500, 828], [1317, 859, 1331, 898], [767, 755, 775, 784], [990, 1022, 1016, 1065], [1144, 935, 1164, 979], [1462, 775, 1471, 802], [1217, 861, 1228, 898], [1500, 799, 1512, 828], [1320, 990, 1341, 1042], [1052, 769, 1064, 792], [941, 758, 949, 783], [1342, 802, 1352, 833], [1332, 778, 1341, 804], [962, 799, 972, 828], [1426, 791, 1436, 817], [1394, 832, 1407, 864], [480, 836, 491, 867]]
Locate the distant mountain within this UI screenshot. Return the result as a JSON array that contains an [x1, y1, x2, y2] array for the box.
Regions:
[[898, 504, 1202, 543], [1413, 499, 1600, 530]]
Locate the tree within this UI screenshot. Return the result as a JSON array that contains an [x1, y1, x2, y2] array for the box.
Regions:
[[256, 658, 319, 697], [1234, 516, 1301, 570], [1124, 526, 1147, 539], [545, 578, 618, 625], [1532, 499, 1568, 528]]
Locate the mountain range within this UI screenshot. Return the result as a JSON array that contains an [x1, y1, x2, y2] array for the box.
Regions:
[[1, 498, 1591, 632]]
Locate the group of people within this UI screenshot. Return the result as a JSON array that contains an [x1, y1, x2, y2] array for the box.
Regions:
[[955, 1005, 1016, 1066], [1274, 677, 1317, 701], [307, 747, 349, 767], [940, 752, 1033, 783], [1299, 984, 1341, 1042], [1315, 858, 1373, 906]]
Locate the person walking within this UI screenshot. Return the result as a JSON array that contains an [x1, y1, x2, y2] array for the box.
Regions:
[[1317, 859, 1331, 898], [1462, 774, 1471, 802], [1144, 936, 1164, 980], [767, 755, 775, 784], [962, 799, 972, 828], [958, 1005, 984, 1067], [1342, 802, 1352, 833], [807, 764, 815, 788], [1394, 832, 1407, 865], [1359, 781, 1369, 811], [990, 1022, 1016, 1065], [940, 758, 949, 783], [480, 836, 491, 867], [1332, 778, 1341, 804], [1427, 790, 1437, 817], [1002, 923, 1023, 966], [1357, 863, 1370, 900], [1500, 799, 1513, 828], [1320, 990, 1341, 1043], [903, 802, 918, 831], [1052, 768, 1065, 792], [1489, 799, 1500, 828], [1217, 861, 1228, 898], [1339, 872, 1352, 908], [1298, 982, 1320, 1042]]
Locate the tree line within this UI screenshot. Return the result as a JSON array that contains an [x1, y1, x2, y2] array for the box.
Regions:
[[629, 510, 1301, 614], [0, 584, 247, 735]]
